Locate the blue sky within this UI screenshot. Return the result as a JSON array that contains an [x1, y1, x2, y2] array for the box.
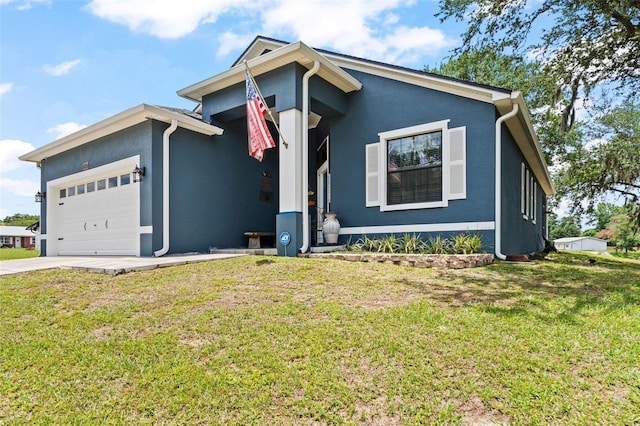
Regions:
[[0, 0, 466, 218]]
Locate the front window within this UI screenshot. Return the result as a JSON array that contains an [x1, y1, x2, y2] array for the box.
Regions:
[[387, 130, 442, 205], [0, 236, 11, 245]]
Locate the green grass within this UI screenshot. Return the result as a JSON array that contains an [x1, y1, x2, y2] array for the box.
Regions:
[[1, 252, 639, 425], [0, 248, 39, 260], [609, 249, 640, 260]]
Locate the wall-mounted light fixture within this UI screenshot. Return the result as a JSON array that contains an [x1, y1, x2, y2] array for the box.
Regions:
[[133, 165, 146, 183], [35, 191, 46, 203]]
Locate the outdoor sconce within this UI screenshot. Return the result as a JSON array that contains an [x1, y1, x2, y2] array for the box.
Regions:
[[133, 165, 146, 183], [35, 191, 46, 203]]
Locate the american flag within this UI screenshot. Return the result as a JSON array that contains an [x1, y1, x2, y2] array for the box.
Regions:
[[246, 71, 275, 161]]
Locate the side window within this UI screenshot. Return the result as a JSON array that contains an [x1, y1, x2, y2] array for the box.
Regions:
[[369, 120, 466, 211], [387, 130, 442, 205]]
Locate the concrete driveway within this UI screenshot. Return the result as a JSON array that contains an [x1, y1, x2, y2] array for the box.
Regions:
[[0, 253, 245, 276]]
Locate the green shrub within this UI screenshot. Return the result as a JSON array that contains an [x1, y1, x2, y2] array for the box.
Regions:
[[345, 233, 483, 255], [400, 233, 425, 254], [427, 235, 449, 254]]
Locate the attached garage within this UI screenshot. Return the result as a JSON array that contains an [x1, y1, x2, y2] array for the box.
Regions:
[[20, 104, 223, 257]]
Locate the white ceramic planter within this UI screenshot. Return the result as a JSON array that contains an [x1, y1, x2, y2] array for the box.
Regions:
[[322, 212, 340, 244]]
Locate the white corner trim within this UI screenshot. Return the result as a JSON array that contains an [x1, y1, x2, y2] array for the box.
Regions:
[[339, 221, 495, 235]]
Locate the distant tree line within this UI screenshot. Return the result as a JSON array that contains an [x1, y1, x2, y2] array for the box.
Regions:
[[0, 214, 40, 227]]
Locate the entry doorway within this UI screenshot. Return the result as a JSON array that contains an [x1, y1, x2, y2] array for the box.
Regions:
[[316, 136, 330, 244]]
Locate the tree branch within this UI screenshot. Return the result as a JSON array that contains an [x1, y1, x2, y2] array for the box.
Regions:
[[603, 186, 640, 202], [594, 0, 638, 37]]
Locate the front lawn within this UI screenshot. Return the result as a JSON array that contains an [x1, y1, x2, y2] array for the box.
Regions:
[[0, 248, 39, 261], [1, 252, 639, 424]]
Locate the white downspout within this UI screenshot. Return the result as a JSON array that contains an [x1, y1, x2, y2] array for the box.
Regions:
[[300, 60, 320, 254], [494, 102, 519, 260], [153, 119, 178, 257]]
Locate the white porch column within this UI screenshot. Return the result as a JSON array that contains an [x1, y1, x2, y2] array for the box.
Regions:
[[276, 108, 304, 256], [278, 108, 303, 213]]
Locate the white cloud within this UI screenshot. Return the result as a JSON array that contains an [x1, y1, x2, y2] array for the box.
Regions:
[[43, 59, 82, 76], [0, 82, 13, 97], [47, 122, 88, 140], [86, 0, 455, 65], [0, 0, 50, 10], [86, 0, 244, 39], [0, 139, 35, 173], [383, 13, 400, 25], [260, 0, 455, 65], [0, 177, 40, 197], [216, 32, 256, 58]]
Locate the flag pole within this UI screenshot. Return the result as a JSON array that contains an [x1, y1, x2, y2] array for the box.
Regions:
[[244, 61, 288, 149]]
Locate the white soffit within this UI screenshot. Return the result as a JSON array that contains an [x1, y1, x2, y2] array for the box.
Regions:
[[20, 104, 223, 163], [177, 41, 363, 103]]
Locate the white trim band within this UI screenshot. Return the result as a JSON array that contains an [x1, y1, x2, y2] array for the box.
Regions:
[[339, 221, 495, 235], [139, 226, 153, 234]]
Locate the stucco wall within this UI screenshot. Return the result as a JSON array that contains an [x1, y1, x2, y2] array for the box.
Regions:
[[168, 118, 280, 252], [327, 70, 497, 250], [500, 122, 545, 255]]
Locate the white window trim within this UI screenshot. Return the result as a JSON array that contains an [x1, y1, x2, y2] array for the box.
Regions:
[[532, 180, 537, 224], [523, 168, 530, 220], [378, 119, 450, 212], [521, 162, 526, 216]]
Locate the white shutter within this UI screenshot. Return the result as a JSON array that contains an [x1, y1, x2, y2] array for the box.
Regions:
[[366, 143, 380, 207], [448, 126, 466, 200]]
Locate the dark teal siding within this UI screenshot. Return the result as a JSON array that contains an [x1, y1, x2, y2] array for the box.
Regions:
[[327, 70, 496, 248], [168, 118, 279, 252], [500, 123, 545, 255]]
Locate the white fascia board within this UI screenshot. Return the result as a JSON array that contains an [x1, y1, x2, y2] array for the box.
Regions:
[[177, 41, 362, 103], [497, 93, 555, 196], [321, 52, 510, 104], [233, 38, 288, 66], [20, 104, 223, 163]]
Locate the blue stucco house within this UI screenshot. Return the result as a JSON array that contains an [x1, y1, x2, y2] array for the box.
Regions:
[[20, 36, 553, 259]]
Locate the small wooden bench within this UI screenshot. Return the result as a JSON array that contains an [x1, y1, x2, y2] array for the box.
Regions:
[[244, 232, 276, 249]]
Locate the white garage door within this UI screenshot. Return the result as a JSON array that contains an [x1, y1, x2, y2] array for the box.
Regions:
[[56, 171, 139, 256]]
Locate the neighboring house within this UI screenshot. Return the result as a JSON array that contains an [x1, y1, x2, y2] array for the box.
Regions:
[[554, 237, 608, 251], [0, 226, 37, 249], [20, 36, 553, 258]]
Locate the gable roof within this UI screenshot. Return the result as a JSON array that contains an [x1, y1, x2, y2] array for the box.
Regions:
[[554, 237, 607, 243], [20, 104, 223, 164], [0, 226, 36, 237], [232, 36, 512, 104], [178, 40, 362, 103], [183, 36, 554, 195]]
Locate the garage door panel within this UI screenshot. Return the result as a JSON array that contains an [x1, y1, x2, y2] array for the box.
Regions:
[[56, 169, 139, 256]]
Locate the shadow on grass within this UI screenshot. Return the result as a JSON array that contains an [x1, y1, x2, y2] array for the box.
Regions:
[[394, 251, 640, 324]]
